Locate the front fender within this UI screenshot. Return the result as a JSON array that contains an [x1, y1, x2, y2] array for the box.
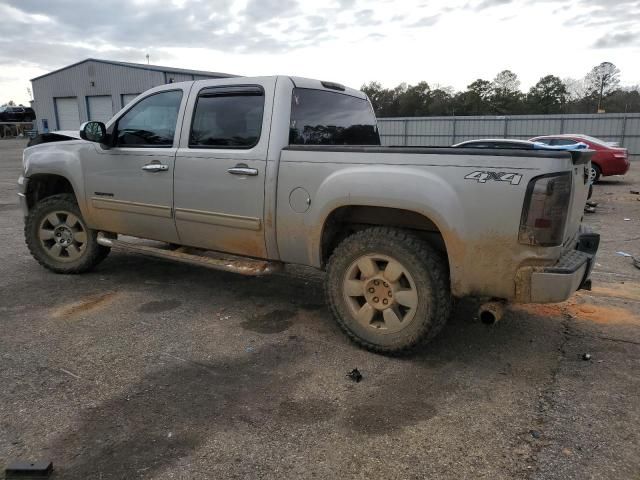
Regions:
[[23, 141, 90, 220]]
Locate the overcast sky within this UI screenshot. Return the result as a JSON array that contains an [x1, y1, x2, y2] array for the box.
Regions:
[[1, 0, 639, 104]]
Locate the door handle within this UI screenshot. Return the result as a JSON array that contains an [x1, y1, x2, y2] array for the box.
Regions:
[[227, 164, 258, 176], [142, 163, 169, 172]]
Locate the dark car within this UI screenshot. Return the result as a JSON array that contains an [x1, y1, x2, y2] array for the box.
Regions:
[[0, 106, 36, 123], [452, 139, 543, 149], [530, 134, 629, 182]]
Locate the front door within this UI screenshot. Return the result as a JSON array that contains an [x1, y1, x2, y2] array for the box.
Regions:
[[173, 80, 274, 258], [83, 88, 187, 243]]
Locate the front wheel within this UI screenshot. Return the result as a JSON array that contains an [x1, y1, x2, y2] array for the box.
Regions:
[[325, 227, 451, 354], [25, 193, 110, 273]]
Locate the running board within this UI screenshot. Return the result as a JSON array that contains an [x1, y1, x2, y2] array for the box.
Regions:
[[96, 233, 282, 276]]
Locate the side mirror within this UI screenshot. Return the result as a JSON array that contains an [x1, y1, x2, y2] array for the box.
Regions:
[[80, 121, 107, 144]]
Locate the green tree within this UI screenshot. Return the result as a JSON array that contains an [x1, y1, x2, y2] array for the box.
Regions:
[[397, 82, 431, 116], [491, 70, 523, 114], [361, 81, 402, 117], [585, 62, 621, 112], [428, 87, 454, 116], [456, 79, 493, 115], [527, 75, 568, 113]]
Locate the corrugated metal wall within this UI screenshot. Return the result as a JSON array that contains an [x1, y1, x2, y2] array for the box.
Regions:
[[31, 60, 226, 131], [377, 114, 640, 156]]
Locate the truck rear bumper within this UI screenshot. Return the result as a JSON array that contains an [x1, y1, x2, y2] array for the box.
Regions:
[[529, 231, 599, 303]]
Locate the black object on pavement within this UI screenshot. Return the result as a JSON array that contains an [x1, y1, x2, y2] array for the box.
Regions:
[[582, 353, 592, 361], [347, 368, 363, 382], [5, 460, 53, 478]]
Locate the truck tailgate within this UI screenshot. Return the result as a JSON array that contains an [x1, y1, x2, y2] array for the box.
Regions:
[[564, 152, 593, 245]]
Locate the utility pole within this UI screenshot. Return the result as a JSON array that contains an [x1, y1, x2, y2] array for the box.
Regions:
[[146, 54, 150, 65]]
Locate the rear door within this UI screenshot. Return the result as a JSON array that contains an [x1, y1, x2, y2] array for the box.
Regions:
[[173, 78, 276, 258]]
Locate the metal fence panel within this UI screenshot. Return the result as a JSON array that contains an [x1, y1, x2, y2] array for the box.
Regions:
[[377, 113, 640, 156]]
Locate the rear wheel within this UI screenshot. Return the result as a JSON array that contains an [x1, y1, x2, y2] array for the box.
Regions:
[[25, 194, 110, 273], [589, 164, 601, 183], [325, 227, 451, 354]]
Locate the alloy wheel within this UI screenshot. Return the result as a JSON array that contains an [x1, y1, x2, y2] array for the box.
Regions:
[[342, 253, 419, 333]]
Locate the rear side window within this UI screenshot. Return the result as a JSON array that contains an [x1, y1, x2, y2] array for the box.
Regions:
[[289, 88, 380, 146], [116, 90, 183, 147], [190, 86, 264, 149], [551, 139, 578, 146]]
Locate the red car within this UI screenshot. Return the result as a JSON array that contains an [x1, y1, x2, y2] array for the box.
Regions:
[[529, 134, 629, 182]]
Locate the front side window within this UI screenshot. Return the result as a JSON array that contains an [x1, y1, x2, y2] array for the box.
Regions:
[[115, 90, 182, 147], [289, 88, 380, 146], [190, 86, 264, 148]]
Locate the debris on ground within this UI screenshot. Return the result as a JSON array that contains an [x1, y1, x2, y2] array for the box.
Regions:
[[530, 429, 542, 439], [5, 460, 53, 478], [584, 206, 596, 214], [630, 190, 639, 195], [624, 218, 631, 221], [346, 368, 363, 382], [582, 353, 592, 361], [586, 200, 598, 207], [615, 251, 640, 269]]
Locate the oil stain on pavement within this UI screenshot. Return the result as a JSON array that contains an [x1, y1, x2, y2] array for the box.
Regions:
[[48, 343, 309, 479], [241, 309, 297, 334], [51, 292, 119, 319]]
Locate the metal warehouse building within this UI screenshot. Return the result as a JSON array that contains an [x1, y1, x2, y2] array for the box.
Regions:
[[31, 58, 234, 132]]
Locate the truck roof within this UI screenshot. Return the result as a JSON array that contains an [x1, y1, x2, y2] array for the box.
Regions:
[[288, 76, 367, 100], [179, 75, 367, 100]]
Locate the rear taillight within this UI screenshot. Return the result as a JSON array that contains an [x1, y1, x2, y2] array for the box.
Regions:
[[519, 172, 572, 246]]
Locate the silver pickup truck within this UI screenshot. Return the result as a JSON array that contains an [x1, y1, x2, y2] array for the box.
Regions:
[[18, 76, 599, 353]]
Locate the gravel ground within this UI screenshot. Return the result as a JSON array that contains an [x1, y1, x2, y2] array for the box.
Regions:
[[1, 139, 639, 479]]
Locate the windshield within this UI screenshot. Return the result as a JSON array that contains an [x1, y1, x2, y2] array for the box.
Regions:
[[289, 88, 380, 146]]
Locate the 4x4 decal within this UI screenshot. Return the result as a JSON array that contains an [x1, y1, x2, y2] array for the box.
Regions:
[[464, 171, 523, 185]]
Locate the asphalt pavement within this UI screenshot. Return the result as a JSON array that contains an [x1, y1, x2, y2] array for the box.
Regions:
[[1, 139, 639, 479]]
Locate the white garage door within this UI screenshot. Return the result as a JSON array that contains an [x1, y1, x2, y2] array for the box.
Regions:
[[87, 95, 113, 123], [121, 93, 140, 108], [55, 97, 80, 130]]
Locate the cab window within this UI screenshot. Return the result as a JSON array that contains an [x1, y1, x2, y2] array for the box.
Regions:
[[115, 90, 182, 147], [189, 86, 264, 149], [289, 88, 380, 145]]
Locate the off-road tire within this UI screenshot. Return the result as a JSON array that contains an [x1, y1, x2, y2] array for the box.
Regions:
[[325, 227, 451, 354], [25, 193, 110, 274]]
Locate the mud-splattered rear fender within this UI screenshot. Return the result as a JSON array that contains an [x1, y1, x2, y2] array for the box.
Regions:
[[308, 166, 467, 286]]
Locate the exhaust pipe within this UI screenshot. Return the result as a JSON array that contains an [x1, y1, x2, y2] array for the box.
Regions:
[[478, 301, 505, 325]]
